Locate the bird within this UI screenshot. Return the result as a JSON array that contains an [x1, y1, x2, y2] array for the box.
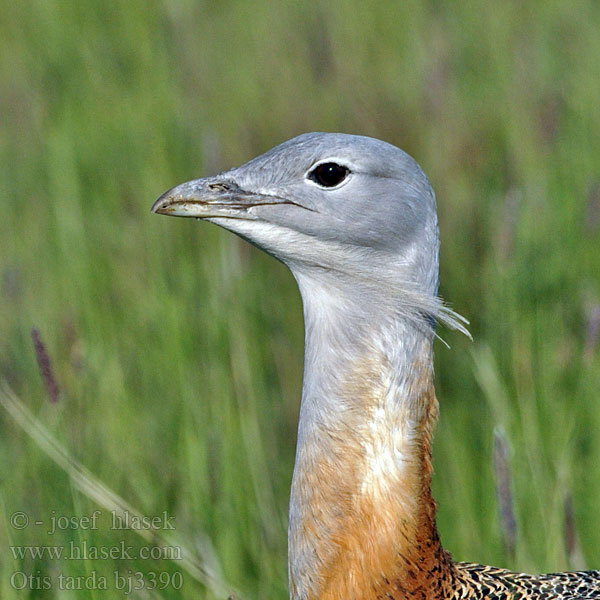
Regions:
[[152, 133, 600, 600]]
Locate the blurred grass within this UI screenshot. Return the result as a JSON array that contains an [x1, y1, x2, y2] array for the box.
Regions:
[[1, 1, 599, 598]]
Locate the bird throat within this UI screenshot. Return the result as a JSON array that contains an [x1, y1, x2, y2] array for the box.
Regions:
[[288, 283, 454, 600]]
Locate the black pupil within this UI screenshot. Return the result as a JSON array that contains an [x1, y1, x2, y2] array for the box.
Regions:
[[311, 163, 348, 187]]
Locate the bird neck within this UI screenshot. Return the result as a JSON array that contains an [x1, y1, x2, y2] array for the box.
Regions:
[[288, 273, 454, 600]]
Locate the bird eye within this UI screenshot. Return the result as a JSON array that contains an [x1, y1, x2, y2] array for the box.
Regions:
[[308, 162, 350, 188]]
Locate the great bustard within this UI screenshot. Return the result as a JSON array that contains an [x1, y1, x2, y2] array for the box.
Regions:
[[152, 133, 599, 600]]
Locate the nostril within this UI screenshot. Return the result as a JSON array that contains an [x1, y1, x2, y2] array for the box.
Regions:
[[208, 182, 231, 191]]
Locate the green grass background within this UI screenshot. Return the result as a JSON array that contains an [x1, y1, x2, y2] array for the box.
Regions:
[[1, 1, 600, 598]]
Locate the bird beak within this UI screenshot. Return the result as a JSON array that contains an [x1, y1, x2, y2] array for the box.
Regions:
[[151, 178, 289, 220]]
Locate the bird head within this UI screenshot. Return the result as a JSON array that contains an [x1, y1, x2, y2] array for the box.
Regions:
[[152, 133, 441, 303]]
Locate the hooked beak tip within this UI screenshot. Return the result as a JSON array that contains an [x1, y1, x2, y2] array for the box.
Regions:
[[151, 191, 174, 215]]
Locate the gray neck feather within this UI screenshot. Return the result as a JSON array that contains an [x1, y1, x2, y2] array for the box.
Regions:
[[286, 267, 440, 599]]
